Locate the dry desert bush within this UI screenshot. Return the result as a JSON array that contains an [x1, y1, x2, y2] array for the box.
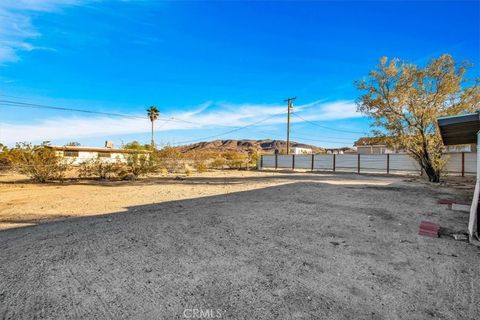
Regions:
[[78, 159, 124, 180], [7, 143, 69, 182], [79, 153, 159, 180]]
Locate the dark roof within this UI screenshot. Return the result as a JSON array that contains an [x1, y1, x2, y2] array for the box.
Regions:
[[437, 112, 480, 145]]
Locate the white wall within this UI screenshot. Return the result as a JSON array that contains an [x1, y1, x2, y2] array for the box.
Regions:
[[292, 147, 312, 155], [59, 151, 132, 165], [259, 153, 475, 176]]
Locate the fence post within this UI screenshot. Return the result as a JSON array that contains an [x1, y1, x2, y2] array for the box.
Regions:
[[260, 155, 263, 169], [462, 152, 465, 177], [357, 154, 360, 174], [275, 153, 278, 170], [311, 154, 315, 171], [292, 154, 295, 171], [387, 154, 390, 174], [333, 154, 336, 172]]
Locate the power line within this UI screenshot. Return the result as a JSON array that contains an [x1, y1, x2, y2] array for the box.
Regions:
[[291, 112, 367, 134], [171, 111, 287, 145], [0, 99, 146, 120], [290, 135, 355, 143], [0, 99, 213, 128], [0, 99, 273, 130], [1, 98, 363, 146], [240, 121, 357, 144], [0, 99, 288, 144]]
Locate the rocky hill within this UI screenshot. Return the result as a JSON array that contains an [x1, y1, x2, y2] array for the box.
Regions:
[[178, 139, 324, 154]]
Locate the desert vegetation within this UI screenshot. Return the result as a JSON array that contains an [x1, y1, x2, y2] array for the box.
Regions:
[[3, 143, 69, 182], [0, 141, 260, 183], [356, 54, 480, 182], [78, 159, 124, 180]]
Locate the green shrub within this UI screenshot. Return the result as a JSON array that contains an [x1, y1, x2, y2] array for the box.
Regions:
[[247, 152, 260, 169], [210, 157, 226, 169], [0, 144, 12, 172], [194, 161, 208, 173], [123, 153, 158, 178], [184, 164, 192, 176], [224, 151, 247, 169], [79, 159, 124, 180], [157, 146, 184, 173], [160, 167, 168, 176], [9, 143, 68, 182]]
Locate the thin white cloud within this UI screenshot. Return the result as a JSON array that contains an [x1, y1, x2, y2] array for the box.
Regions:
[[0, 0, 88, 11], [0, 100, 361, 145], [0, 0, 89, 64], [300, 100, 361, 121]]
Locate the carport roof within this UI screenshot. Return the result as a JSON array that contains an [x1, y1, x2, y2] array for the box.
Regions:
[[437, 112, 480, 145]]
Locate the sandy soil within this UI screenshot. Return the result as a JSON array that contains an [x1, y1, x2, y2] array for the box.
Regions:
[[0, 171, 296, 230], [0, 170, 479, 319]]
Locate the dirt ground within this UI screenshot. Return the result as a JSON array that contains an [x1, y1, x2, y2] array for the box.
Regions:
[[0, 170, 479, 319]]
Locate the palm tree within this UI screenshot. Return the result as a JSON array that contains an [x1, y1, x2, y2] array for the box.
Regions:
[[147, 105, 160, 149]]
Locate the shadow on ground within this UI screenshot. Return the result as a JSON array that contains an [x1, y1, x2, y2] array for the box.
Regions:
[[0, 170, 417, 187], [1, 179, 479, 319]]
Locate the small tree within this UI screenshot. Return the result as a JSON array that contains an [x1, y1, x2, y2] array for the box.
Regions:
[[9, 143, 68, 182], [356, 54, 480, 182], [123, 140, 151, 151]]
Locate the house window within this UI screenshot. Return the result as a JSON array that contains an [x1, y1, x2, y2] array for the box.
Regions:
[[98, 152, 111, 158], [64, 151, 79, 157]]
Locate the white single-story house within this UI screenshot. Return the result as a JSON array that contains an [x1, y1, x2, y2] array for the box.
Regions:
[[47, 146, 150, 165], [292, 147, 313, 155], [325, 148, 356, 155]]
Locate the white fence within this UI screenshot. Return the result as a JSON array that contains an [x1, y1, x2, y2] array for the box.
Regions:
[[259, 152, 476, 176]]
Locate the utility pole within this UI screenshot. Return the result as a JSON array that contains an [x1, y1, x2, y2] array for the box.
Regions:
[[284, 97, 296, 154]]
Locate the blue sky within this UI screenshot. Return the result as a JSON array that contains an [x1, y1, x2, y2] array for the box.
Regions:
[[0, 0, 479, 148]]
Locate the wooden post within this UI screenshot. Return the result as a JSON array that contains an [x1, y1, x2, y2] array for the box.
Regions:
[[275, 153, 278, 170], [387, 154, 390, 174], [357, 154, 360, 174], [292, 154, 295, 170], [462, 152, 465, 177], [260, 155, 263, 169], [333, 154, 336, 172], [311, 154, 315, 171]]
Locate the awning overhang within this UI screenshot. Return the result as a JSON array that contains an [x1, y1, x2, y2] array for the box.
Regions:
[[437, 112, 480, 145]]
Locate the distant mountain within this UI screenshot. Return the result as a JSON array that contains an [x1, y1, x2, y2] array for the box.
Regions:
[[178, 139, 325, 154]]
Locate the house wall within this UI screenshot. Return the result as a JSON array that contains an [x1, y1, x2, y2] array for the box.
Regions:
[[292, 147, 313, 155], [57, 151, 132, 165]]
